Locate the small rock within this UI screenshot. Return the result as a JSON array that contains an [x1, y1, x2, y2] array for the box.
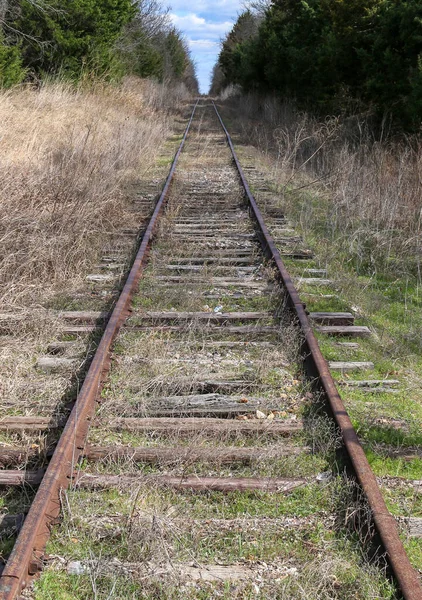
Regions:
[[256, 410, 266, 419], [67, 561, 86, 575], [316, 471, 333, 484]]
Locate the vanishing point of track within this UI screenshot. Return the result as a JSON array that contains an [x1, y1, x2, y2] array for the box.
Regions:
[[0, 100, 420, 599]]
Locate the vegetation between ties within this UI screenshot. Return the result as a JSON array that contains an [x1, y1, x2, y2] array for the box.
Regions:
[[0, 0, 421, 597]]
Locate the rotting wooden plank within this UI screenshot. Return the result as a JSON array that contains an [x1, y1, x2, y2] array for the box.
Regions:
[[96, 263, 125, 270], [143, 392, 275, 408], [154, 340, 276, 349], [84, 444, 305, 464], [59, 311, 108, 322], [0, 448, 44, 467], [202, 292, 265, 299], [167, 257, 256, 265], [171, 231, 255, 238], [168, 250, 255, 257], [316, 325, 371, 338], [279, 252, 314, 260], [163, 265, 258, 273], [86, 274, 115, 283], [154, 276, 270, 286], [339, 380, 400, 387], [36, 357, 78, 372], [296, 278, 332, 286], [193, 341, 276, 348], [304, 269, 327, 277], [0, 417, 63, 432], [398, 517, 422, 538], [0, 470, 44, 486], [137, 407, 282, 418], [92, 417, 303, 436], [0, 416, 295, 435], [130, 325, 279, 335], [75, 473, 308, 492], [310, 312, 354, 326], [132, 311, 270, 322], [47, 341, 80, 354], [101, 256, 126, 263], [138, 393, 280, 413], [62, 326, 97, 335], [173, 217, 245, 223], [166, 236, 256, 244], [173, 222, 240, 229], [329, 361, 374, 372], [177, 564, 276, 582], [0, 443, 306, 468], [128, 379, 262, 394], [270, 228, 295, 235]]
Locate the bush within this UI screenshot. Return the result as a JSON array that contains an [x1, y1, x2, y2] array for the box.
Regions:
[[214, 1, 422, 129], [15, 0, 136, 79], [0, 35, 25, 87]]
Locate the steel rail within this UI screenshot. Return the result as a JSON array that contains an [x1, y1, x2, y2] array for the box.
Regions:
[[0, 99, 199, 599], [212, 100, 422, 600]]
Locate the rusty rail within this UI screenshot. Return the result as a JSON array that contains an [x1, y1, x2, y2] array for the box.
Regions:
[[0, 100, 199, 599], [212, 100, 422, 600], [1, 98, 420, 599]]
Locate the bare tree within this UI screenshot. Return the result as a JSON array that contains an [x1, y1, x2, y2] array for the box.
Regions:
[[1, 0, 59, 56], [135, 0, 171, 40], [243, 0, 271, 16], [1, 0, 50, 23]]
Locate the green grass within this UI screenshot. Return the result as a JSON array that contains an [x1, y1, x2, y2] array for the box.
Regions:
[[365, 451, 422, 480], [34, 480, 397, 599]]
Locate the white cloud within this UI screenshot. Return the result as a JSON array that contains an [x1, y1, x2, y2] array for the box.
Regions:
[[170, 13, 233, 38], [169, 0, 242, 18], [169, 10, 240, 92], [188, 39, 220, 49]]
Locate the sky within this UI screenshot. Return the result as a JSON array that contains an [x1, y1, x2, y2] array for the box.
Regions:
[[169, 1, 243, 94]]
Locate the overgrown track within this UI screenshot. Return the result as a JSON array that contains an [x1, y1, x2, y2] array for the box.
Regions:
[[0, 101, 420, 599]]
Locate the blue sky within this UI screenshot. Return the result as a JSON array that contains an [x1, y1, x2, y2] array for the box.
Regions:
[[169, 1, 243, 93]]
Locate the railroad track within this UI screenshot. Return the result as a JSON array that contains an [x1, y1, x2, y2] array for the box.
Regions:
[[0, 100, 421, 599]]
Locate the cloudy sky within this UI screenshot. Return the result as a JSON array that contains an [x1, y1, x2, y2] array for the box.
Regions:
[[169, 1, 243, 93]]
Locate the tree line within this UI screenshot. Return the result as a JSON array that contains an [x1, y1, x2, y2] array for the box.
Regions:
[[212, 1, 422, 129], [0, 0, 198, 91]]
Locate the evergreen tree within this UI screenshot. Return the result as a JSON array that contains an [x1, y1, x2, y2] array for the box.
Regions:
[[213, 0, 422, 128], [0, 32, 24, 86], [16, 0, 136, 78]]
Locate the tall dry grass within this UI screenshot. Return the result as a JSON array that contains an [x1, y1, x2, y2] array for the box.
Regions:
[[225, 93, 422, 281], [0, 77, 190, 310]]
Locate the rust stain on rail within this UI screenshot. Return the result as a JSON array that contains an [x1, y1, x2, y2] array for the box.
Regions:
[[1, 99, 420, 600], [0, 100, 199, 599], [212, 100, 422, 600]]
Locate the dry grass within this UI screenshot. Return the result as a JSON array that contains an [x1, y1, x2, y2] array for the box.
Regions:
[[0, 77, 191, 419], [10, 101, 396, 600], [0, 77, 189, 312], [224, 93, 422, 279]]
